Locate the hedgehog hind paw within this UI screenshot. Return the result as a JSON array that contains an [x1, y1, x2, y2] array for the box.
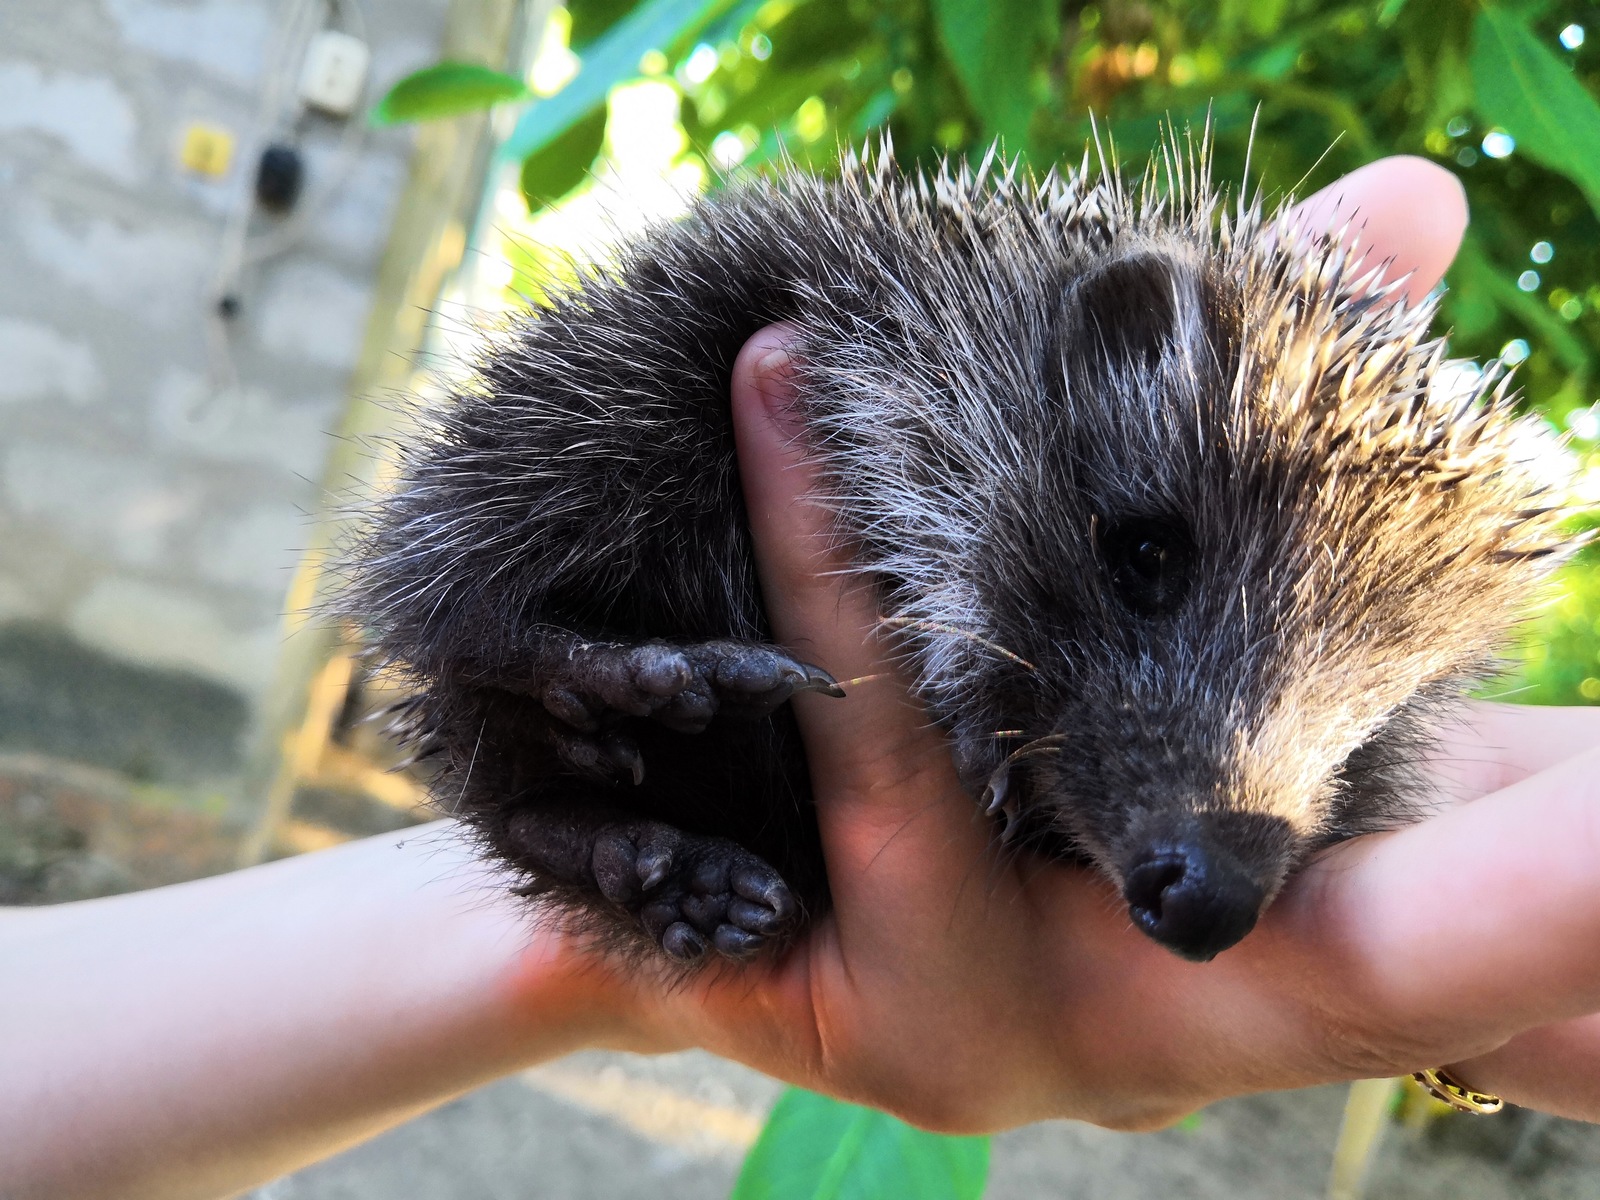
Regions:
[[508, 810, 799, 963], [629, 831, 799, 962]]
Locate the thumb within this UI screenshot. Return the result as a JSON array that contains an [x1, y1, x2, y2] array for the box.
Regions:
[[729, 325, 980, 885], [729, 325, 884, 713]]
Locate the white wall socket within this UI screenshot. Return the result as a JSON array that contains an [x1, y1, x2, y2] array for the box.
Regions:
[[298, 30, 370, 118]]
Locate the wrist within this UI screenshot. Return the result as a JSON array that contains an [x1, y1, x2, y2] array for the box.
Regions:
[[482, 888, 693, 1060]]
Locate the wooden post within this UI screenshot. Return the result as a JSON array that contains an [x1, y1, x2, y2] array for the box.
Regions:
[[1328, 1077, 1401, 1200], [236, 0, 532, 865]]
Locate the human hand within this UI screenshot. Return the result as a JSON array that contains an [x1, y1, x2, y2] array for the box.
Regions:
[[612, 157, 1600, 1131]]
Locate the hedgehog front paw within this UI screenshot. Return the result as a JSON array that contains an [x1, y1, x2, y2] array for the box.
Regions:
[[591, 822, 799, 961], [539, 638, 841, 740]]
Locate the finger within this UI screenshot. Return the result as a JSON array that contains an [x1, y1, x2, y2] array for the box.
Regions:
[[1451, 1012, 1600, 1122], [1045, 743, 1600, 1111], [1347, 745, 1600, 1029], [1289, 155, 1468, 303], [1267, 744, 1600, 1073], [729, 326, 983, 876], [1432, 703, 1600, 802]]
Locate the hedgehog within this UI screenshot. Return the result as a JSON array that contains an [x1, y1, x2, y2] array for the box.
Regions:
[[341, 137, 1573, 965]]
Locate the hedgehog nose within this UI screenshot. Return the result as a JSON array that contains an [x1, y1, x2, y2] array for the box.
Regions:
[[1123, 845, 1265, 962]]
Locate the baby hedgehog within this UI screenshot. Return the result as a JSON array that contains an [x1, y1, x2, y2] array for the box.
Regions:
[[344, 140, 1572, 964]]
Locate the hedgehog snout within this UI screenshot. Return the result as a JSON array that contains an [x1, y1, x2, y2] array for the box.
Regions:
[[1114, 810, 1296, 961], [1122, 842, 1265, 961]]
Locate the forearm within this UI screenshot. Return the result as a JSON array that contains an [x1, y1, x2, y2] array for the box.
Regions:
[[0, 820, 634, 1200]]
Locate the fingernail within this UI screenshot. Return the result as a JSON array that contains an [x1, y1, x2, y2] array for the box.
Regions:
[[752, 345, 804, 439]]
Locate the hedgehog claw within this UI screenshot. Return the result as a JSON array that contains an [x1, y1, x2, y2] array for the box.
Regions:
[[983, 765, 1024, 844], [600, 734, 644, 786], [661, 922, 708, 961], [636, 844, 673, 892], [546, 727, 644, 786], [799, 664, 847, 698], [983, 765, 1011, 816], [998, 799, 1022, 845]]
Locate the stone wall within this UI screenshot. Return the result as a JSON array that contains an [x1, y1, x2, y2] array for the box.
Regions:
[[0, 0, 455, 797]]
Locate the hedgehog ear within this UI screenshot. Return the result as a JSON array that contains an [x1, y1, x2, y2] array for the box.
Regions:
[[1062, 251, 1186, 369]]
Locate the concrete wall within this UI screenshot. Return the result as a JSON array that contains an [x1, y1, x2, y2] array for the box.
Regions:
[[0, 0, 454, 790]]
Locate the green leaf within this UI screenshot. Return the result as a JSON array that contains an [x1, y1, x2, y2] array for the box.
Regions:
[[502, 0, 738, 164], [930, 0, 1050, 151], [520, 106, 609, 211], [567, 0, 642, 49], [1376, 0, 1409, 28], [371, 62, 531, 125], [1244, 0, 1289, 38], [1420, 36, 1475, 132], [730, 1089, 990, 1200], [1471, 6, 1600, 213]]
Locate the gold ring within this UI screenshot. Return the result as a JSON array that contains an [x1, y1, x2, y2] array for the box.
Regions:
[[1411, 1067, 1503, 1115]]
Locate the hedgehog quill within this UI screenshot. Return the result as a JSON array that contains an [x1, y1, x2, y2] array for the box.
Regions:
[[343, 138, 1573, 965]]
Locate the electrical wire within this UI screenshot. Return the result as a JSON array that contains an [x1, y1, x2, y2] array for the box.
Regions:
[[240, 0, 371, 268], [204, 0, 371, 403]]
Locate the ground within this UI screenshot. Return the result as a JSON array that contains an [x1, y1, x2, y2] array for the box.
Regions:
[[245, 1052, 1600, 1200]]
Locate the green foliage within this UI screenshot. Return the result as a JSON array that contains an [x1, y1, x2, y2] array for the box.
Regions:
[[568, 0, 644, 46], [1472, 6, 1600, 212], [500, 0, 742, 163], [460, 0, 1600, 702], [519, 106, 610, 208], [369, 62, 530, 124], [931, 0, 1053, 150], [731, 1088, 990, 1200]]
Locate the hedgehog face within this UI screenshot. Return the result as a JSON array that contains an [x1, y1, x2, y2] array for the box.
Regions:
[[823, 206, 1571, 961], [1041, 235, 1562, 959]]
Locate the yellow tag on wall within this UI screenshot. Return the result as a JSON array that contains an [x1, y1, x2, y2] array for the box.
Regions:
[[180, 122, 235, 177]]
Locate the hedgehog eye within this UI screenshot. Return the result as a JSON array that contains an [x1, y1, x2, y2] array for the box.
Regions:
[[1100, 517, 1195, 618]]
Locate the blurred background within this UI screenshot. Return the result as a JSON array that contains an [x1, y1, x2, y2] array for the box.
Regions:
[[3, 0, 1599, 1196]]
